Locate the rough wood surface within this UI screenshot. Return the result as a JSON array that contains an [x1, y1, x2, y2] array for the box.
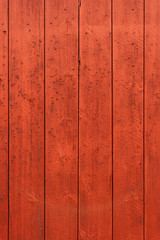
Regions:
[[45, 0, 78, 239], [0, 0, 8, 238], [145, 0, 160, 239], [1, 0, 160, 239], [113, 0, 143, 239], [9, 0, 44, 238], [79, 0, 112, 239]]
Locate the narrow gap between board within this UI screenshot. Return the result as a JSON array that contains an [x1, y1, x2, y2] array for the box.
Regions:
[[8, 0, 9, 239], [143, 0, 145, 239], [111, 0, 114, 239], [44, 0, 46, 238], [77, 0, 81, 239]]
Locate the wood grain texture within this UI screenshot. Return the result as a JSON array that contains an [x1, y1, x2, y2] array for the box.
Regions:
[[113, 0, 143, 239], [45, 0, 78, 239], [79, 0, 112, 239], [9, 0, 44, 239], [0, 0, 8, 239], [145, 1, 160, 239], [0, 0, 159, 239]]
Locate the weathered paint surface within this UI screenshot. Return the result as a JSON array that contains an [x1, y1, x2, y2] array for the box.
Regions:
[[45, 0, 78, 239], [145, 1, 160, 239], [113, 0, 143, 239], [9, 0, 44, 239], [0, 0, 8, 239], [0, 0, 160, 239], [79, 0, 112, 239]]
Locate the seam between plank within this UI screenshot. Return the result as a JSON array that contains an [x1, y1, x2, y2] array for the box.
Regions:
[[8, 0, 9, 238], [143, 0, 145, 239], [77, 0, 81, 239], [44, 0, 46, 238], [111, 0, 114, 239]]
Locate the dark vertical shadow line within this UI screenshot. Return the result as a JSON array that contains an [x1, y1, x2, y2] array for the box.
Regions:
[[111, 0, 113, 239], [8, 0, 9, 239], [143, 0, 145, 239], [44, 0, 46, 238], [77, 0, 81, 239]]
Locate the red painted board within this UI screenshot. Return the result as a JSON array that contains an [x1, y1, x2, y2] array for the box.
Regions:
[[79, 0, 112, 239], [9, 0, 44, 239], [0, 0, 8, 239], [145, 1, 160, 239], [45, 0, 78, 239], [113, 0, 143, 239]]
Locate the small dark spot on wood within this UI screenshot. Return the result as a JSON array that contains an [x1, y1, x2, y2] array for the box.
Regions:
[[0, 195, 3, 200]]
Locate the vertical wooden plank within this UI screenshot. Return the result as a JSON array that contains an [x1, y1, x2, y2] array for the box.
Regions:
[[0, 0, 8, 239], [45, 0, 78, 239], [9, 0, 44, 239], [145, 1, 160, 239], [113, 0, 143, 239], [79, 0, 112, 239]]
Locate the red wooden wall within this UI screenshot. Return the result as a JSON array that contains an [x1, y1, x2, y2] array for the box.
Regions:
[[0, 0, 159, 239]]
